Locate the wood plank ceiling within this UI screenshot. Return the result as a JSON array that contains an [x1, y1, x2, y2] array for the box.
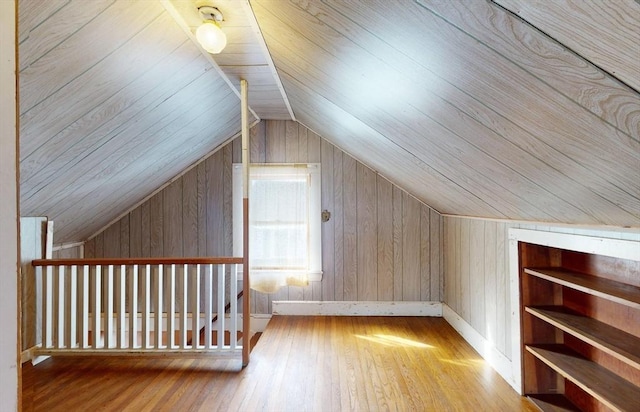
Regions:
[[17, 0, 640, 245], [252, 0, 640, 226]]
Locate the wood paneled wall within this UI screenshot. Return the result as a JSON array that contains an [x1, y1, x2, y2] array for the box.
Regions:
[[443, 216, 640, 361], [52, 245, 82, 259], [85, 120, 443, 313]]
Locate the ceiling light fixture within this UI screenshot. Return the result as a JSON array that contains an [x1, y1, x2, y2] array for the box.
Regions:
[[195, 4, 227, 54]]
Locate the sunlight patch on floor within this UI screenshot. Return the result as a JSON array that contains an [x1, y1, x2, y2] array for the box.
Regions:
[[438, 358, 484, 368], [355, 334, 435, 348]]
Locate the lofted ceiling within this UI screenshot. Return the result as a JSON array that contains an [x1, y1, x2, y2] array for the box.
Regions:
[[17, 0, 640, 245]]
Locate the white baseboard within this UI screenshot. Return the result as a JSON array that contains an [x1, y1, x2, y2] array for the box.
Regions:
[[20, 345, 49, 365], [442, 304, 521, 394], [249, 314, 271, 333], [272, 301, 442, 316]]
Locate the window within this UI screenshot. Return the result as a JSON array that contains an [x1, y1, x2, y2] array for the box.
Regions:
[[233, 163, 322, 293]]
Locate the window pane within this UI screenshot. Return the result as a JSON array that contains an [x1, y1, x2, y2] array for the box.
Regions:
[[249, 173, 310, 270], [251, 224, 308, 268], [251, 178, 307, 223]]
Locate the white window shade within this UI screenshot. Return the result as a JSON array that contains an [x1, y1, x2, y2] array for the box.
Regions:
[[233, 164, 322, 293]]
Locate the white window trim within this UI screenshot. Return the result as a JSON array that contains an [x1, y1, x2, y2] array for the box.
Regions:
[[232, 163, 322, 282]]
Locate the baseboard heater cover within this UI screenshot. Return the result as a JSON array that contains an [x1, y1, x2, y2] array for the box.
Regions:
[[271, 301, 442, 316]]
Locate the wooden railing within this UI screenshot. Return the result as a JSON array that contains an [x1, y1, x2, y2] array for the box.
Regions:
[[31, 257, 247, 359]]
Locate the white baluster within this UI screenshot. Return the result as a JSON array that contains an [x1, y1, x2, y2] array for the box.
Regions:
[[105, 265, 114, 349], [217, 264, 224, 350], [43, 265, 53, 349], [230, 264, 238, 350], [154, 265, 163, 349], [80, 265, 89, 348], [56, 266, 65, 349], [168, 264, 176, 349], [68, 265, 77, 348], [204, 264, 213, 349], [93, 266, 101, 349], [180, 264, 188, 349], [118, 264, 126, 349], [129, 265, 138, 349], [143, 264, 150, 349], [191, 265, 200, 349]]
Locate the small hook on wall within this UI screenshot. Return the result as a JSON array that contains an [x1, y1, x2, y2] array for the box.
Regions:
[[321, 210, 331, 222]]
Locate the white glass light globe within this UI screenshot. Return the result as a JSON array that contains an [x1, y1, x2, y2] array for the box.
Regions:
[[195, 21, 227, 54]]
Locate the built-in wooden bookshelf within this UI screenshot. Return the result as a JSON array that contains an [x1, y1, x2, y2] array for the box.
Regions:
[[518, 237, 640, 412]]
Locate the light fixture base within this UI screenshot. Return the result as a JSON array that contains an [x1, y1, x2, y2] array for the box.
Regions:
[[198, 5, 224, 22]]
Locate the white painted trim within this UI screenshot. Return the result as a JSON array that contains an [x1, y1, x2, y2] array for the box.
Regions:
[[159, 0, 261, 121], [442, 215, 640, 235], [442, 304, 520, 393], [507, 233, 523, 395], [509, 228, 640, 260], [272, 301, 442, 316], [20, 345, 49, 366], [52, 241, 84, 251], [250, 314, 271, 334], [239, 0, 296, 121]]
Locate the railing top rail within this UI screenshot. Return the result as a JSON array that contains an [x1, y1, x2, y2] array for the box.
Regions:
[[32, 257, 244, 267]]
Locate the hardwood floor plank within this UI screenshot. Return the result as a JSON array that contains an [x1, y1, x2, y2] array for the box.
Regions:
[[22, 316, 537, 411]]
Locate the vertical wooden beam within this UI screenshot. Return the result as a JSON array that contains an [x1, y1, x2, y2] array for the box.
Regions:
[[0, 0, 19, 406], [241, 79, 251, 366]]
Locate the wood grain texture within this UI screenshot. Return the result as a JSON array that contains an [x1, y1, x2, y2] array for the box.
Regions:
[[18, 0, 640, 251], [342, 153, 358, 302], [459, 219, 470, 320], [332, 148, 344, 302], [377, 177, 393, 301], [402, 194, 421, 301], [252, 0, 640, 228], [469, 220, 485, 333], [321, 138, 335, 301], [22, 316, 538, 412], [163, 180, 183, 257], [356, 162, 377, 300], [86, 121, 443, 313], [182, 168, 199, 257], [494, 0, 640, 93], [423, 0, 639, 140], [18, 0, 256, 244], [420, 205, 431, 301], [392, 186, 404, 301], [484, 222, 498, 349], [431, 208, 442, 301], [51, 246, 82, 260]]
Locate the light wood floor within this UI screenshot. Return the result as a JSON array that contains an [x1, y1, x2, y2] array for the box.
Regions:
[[22, 316, 537, 411]]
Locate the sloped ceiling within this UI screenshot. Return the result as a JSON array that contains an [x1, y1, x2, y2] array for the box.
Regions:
[[251, 0, 639, 226], [18, 0, 640, 245]]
